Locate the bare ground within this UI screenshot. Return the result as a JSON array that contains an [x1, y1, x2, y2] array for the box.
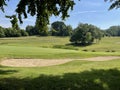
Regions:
[[0, 56, 120, 67]]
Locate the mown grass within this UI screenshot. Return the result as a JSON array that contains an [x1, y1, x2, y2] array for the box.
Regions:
[[1, 59, 120, 90], [0, 36, 119, 59], [80, 37, 120, 52], [0, 36, 120, 90]]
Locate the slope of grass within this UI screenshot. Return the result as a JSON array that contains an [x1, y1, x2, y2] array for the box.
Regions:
[[0, 45, 119, 59], [0, 36, 70, 48], [0, 36, 120, 90], [80, 37, 120, 52], [0, 36, 119, 59]]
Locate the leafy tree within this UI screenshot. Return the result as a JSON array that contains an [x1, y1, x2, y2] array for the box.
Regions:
[[4, 28, 21, 37], [5, 15, 20, 30], [35, 19, 49, 36], [0, 26, 5, 37], [66, 25, 73, 36], [105, 0, 120, 10], [0, 0, 75, 33], [106, 26, 120, 36], [26, 25, 39, 36], [86, 32, 92, 44], [20, 29, 28, 36], [70, 23, 103, 45], [51, 21, 72, 36]]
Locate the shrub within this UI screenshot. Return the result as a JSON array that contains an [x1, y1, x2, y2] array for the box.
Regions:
[[111, 50, 116, 52], [53, 45, 79, 50], [82, 49, 88, 52], [0, 29, 5, 37], [92, 50, 96, 52], [20, 30, 29, 36], [106, 50, 110, 52]]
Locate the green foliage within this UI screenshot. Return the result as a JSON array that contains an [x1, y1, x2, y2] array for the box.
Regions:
[[0, 26, 28, 37], [106, 26, 120, 36], [0, 26, 5, 37], [70, 23, 103, 45], [105, 0, 120, 10], [36, 25, 49, 36], [4, 28, 21, 37], [15, 0, 75, 24], [5, 15, 20, 30], [26, 25, 39, 36], [20, 29, 28, 36], [66, 25, 73, 36], [51, 21, 73, 36], [0, 0, 7, 12], [0, 0, 75, 33]]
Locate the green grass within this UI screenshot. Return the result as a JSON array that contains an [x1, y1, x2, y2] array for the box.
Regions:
[[1, 59, 120, 90], [80, 37, 120, 52], [0, 36, 120, 90], [0, 36, 119, 59]]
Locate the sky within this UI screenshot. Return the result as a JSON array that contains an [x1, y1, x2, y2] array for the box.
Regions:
[[0, 0, 120, 29]]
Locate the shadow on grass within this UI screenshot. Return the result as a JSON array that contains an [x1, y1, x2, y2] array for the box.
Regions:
[[0, 69, 18, 75], [0, 69, 120, 90], [66, 43, 93, 47]]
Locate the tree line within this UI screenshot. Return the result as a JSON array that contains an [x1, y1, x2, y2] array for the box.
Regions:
[[105, 26, 120, 36], [1, 21, 120, 45], [0, 0, 118, 33]]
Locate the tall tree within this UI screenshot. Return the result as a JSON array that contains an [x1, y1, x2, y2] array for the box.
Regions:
[[51, 21, 72, 36], [106, 26, 120, 36], [70, 23, 103, 45], [0, 0, 75, 31]]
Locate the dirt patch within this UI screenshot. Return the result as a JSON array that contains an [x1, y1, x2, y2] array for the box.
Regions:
[[0, 56, 120, 67]]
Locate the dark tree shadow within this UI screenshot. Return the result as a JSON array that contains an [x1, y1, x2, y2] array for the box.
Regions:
[[0, 69, 120, 90], [0, 70, 18, 75], [66, 43, 93, 47]]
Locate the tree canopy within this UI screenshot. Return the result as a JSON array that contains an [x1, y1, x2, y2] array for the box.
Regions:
[[70, 23, 103, 45], [5, 15, 20, 30], [51, 21, 72, 36], [106, 26, 120, 36], [0, 0, 120, 35], [105, 0, 120, 10], [0, 0, 75, 26]]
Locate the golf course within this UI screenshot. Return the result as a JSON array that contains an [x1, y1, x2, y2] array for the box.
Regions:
[[0, 36, 120, 90]]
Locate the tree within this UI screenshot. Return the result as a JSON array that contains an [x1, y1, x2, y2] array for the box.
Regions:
[[51, 21, 66, 36], [0, 0, 75, 33], [0, 0, 119, 24], [105, 0, 120, 10], [51, 21, 72, 36], [106, 26, 120, 36], [0, 26, 5, 37], [70, 23, 103, 45], [26, 25, 39, 36], [5, 15, 20, 30], [86, 32, 92, 44], [20, 29, 28, 36], [35, 19, 49, 36], [66, 25, 73, 36]]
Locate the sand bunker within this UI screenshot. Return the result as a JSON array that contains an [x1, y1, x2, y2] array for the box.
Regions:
[[0, 56, 120, 67]]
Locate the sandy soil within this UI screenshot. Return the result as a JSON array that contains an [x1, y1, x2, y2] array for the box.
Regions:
[[0, 56, 120, 67]]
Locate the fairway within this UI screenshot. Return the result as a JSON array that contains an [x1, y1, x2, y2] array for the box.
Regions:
[[0, 36, 120, 90], [0, 36, 119, 59]]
